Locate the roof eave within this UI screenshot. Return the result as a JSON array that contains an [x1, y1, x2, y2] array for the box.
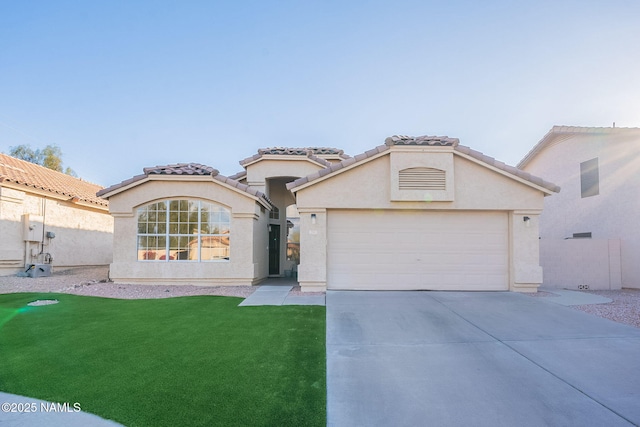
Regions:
[[240, 154, 330, 169], [454, 150, 559, 195], [211, 175, 273, 210], [517, 127, 558, 169], [288, 146, 389, 193], [1, 179, 109, 209]]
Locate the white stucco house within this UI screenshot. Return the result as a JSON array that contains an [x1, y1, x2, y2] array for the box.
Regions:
[[0, 153, 113, 276], [519, 125, 640, 290], [98, 135, 559, 292]]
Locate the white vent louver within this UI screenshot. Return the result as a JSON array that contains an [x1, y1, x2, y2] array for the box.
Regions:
[[399, 167, 446, 190]]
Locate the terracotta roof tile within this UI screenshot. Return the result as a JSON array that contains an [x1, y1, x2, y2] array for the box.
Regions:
[[0, 153, 108, 207]]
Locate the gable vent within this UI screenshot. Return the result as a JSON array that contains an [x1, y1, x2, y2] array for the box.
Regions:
[[399, 167, 446, 190]]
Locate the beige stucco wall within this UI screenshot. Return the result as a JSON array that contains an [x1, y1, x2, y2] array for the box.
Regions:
[[253, 207, 270, 280], [0, 187, 26, 273], [294, 150, 547, 292], [0, 185, 113, 276], [522, 131, 640, 288], [243, 157, 324, 276], [107, 178, 267, 286], [245, 158, 325, 195], [539, 238, 622, 290], [295, 154, 544, 211], [390, 149, 455, 201]]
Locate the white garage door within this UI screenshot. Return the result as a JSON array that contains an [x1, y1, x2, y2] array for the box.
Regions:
[[327, 210, 508, 290]]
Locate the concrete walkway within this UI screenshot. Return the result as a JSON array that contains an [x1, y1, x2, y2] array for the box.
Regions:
[[0, 392, 124, 427], [239, 280, 325, 306], [539, 288, 613, 306], [327, 291, 640, 427]]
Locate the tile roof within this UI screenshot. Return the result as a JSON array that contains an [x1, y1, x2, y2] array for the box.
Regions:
[[385, 135, 460, 146], [239, 147, 348, 167], [287, 135, 560, 194], [97, 162, 272, 207], [227, 171, 247, 181], [0, 153, 108, 207], [518, 125, 640, 169], [261, 147, 346, 156], [143, 163, 217, 175]]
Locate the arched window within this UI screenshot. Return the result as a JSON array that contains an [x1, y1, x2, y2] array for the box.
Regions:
[[137, 200, 230, 262]]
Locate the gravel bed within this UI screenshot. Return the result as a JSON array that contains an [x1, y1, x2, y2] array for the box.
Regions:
[[570, 289, 640, 329], [0, 266, 330, 300], [0, 266, 257, 299], [527, 288, 640, 328]]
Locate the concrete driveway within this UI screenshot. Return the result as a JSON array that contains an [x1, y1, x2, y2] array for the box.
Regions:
[[327, 291, 640, 427]]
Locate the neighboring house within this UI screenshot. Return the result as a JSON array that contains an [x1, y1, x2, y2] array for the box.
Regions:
[[519, 125, 640, 290], [0, 153, 113, 276], [98, 136, 558, 292]]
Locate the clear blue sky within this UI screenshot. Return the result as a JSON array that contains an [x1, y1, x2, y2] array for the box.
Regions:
[[1, 0, 638, 187]]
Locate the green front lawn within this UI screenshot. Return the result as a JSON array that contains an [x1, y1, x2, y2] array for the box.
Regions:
[[0, 293, 325, 426]]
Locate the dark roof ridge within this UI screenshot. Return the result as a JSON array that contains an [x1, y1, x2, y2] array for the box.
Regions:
[[239, 146, 348, 166], [143, 163, 218, 176], [385, 135, 460, 147]]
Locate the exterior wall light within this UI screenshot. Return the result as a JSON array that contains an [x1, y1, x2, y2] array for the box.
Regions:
[[311, 213, 316, 224], [523, 216, 530, 227]]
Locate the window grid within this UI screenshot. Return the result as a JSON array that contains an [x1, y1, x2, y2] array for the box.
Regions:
[[137, 200, 230, 262]]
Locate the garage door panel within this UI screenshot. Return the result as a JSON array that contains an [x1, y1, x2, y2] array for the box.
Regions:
[[327, 210, 508, 291]]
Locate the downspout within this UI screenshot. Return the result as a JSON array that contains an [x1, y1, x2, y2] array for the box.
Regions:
[[39, 198, 53, 264], [39, 198, 46, 260]]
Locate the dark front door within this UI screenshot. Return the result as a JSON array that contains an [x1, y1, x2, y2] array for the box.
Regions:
[[269, 225, 280, 275]]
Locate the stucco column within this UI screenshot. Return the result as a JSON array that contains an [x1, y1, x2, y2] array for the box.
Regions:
[[511, 211, 543, 292], [297, 208, 327, 292]]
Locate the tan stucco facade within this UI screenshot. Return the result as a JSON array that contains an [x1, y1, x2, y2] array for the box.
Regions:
[[520, 126, 640, 289], [244, 156, 328, 276], [0, 185, 113, 276], [106, 177, 269, 286], [291, 145, 550, 292], [99, 140, 555, 292]]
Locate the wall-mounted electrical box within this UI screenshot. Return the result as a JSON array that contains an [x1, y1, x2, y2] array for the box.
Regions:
[[22, 214, 44, 242], [27, 264, 52, 278]]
